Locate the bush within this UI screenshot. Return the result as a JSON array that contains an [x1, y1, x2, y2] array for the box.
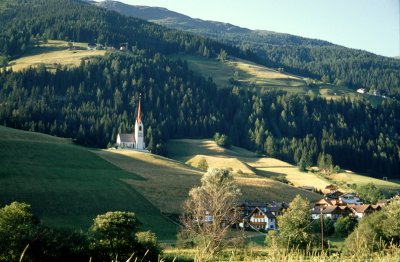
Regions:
[[311, 217, 335, 236], [89, 211, 140, 261], [335, 216, 357, 238], [136, 231, 161, 261], [0, 202, 40, 262], [213, 133, 231, 148], [343, 201, 400, 254], [197, 157, 208, 171]]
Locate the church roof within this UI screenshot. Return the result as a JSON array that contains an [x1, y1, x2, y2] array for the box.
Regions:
[[118, 133, 134, 143]]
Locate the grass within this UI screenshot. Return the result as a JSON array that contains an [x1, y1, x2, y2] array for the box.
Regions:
[[95, 149, 202, 215], [164, 245, 400, 262], [174, 54, 383, 104], [175, 55, 305, 90], [330, 171, 400, 191], [186, 155, 256, 176], [0, 126, 177, 241], [166, 139, 400, 198], [7, 40, 106, 71], [165, 139, 322, 203]]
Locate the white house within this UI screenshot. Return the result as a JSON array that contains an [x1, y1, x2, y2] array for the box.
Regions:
[[116, 95, 147, 151], [248, 207, 276, 231], [339, 193, 363, 205]]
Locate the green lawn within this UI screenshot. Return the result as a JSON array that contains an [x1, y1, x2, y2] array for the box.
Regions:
[[0, 126, 177, 240]]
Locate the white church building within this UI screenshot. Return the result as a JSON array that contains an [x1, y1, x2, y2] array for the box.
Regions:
[[116, 95, 147, 151]]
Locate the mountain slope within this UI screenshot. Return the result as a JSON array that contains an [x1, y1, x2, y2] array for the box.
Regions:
[[0, 0, 247, 61], [96, 0, 400, 99], [95, 0, 330, 46]]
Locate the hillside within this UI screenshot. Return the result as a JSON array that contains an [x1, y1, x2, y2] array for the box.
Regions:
[[97, 0, 400, 99], [0, 0, 399, 179], [0, 125, 177, 240], [96, 144, 321, 214], [166, 139, 400, 194], [7, 40, 106, 71], [0, 125, 323, 241], [177, 54, 378, 102]]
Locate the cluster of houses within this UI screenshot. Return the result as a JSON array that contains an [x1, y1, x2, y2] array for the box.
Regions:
[[238, 184, 398, 232]]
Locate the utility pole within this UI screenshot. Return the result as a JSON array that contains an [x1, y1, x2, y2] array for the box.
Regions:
[[320, 209, 324, 254]]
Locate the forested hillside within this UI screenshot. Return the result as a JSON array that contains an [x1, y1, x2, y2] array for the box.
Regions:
[[0, 0, 399, 178], [96, 0, 400, 99], [1, 52, 399, 177], [0, 0, 247, 60]]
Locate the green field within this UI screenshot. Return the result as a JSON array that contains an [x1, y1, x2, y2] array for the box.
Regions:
[[176, 55, 381, 103], [0, 126, 176, 240], [7, 40, 106, 71]]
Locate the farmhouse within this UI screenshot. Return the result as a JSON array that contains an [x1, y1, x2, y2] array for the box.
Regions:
[[248, 207, 276, 230], [116, 95, 147, 151], [238, 201, 287, 231]]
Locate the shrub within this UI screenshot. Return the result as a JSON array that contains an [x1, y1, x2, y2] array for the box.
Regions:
[[213, 133, 231, 148]]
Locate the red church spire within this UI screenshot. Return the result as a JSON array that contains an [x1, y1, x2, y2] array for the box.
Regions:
[[136, 94, 142, 122]]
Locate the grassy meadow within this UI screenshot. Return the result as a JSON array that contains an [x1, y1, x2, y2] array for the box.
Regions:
[[166, 139, 400, 195], [176, 54, 380, 103], [7, 40, 106, 71], [166, 139, 321, 203], [0, 126, 176, 240]]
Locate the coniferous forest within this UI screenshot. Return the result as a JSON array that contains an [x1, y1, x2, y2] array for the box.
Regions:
[[0, 0, 399, 178]]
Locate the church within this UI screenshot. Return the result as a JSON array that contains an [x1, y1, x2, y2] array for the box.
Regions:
[[116, 95, 146, 151]]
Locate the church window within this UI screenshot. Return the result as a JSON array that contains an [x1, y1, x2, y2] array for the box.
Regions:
[[139, 126, 142, 131]]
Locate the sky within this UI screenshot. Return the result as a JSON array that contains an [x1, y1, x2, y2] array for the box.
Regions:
[[105, 0, 400, 57]]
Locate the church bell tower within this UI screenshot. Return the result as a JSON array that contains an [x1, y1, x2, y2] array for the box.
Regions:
[[134, 95, 145, 150]]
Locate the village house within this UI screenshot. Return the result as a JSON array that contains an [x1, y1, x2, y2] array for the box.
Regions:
[[116, 95, 147, 151], [311, 205, 353, 220], [325, 190, 345, 200], [339, 193, 363, 205], [314, 198, 345, 208], [247, 207, 276, 231], [238, 201, 287, 231], [348, 204, 375, 220]]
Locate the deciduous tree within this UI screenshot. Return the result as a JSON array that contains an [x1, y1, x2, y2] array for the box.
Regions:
[[276, 195, 317, 250], [180, 168, 241, 261]]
